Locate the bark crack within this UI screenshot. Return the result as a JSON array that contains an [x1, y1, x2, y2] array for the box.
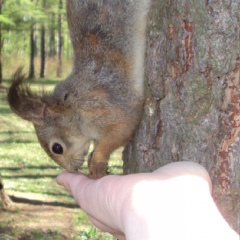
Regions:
[[217, 56, 240, 195], [183, 20, 194, 72]]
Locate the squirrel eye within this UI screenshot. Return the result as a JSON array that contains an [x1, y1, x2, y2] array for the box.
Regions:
[[52, 143, 63, 155]]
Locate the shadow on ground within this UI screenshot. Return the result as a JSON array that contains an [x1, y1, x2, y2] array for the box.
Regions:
[[9, 195, 78, 209]]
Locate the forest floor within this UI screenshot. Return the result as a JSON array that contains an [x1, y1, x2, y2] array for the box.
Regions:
[[0, 170, 121, 240], [0, 193, 80, 240]]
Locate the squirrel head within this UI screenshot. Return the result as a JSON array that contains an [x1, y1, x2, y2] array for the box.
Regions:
[[7, 68, 90, 172]]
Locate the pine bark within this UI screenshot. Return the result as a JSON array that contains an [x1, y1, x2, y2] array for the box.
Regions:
[[124, 0, 240, 233]]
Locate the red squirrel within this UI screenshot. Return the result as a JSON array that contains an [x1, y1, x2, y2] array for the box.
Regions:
[[7, 0, 150, 178]]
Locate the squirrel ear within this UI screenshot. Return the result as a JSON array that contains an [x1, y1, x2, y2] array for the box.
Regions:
[[46, 102, 67, 115], [7, 68, 46, 126]]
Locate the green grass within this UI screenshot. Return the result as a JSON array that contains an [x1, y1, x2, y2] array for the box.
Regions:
[[0, 78, 123, 240]]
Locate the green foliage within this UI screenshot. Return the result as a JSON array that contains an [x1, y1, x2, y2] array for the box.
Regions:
[[2, 0, 40, 28], [81, 227, 98, 239], [0, 15, 14, 26], [0, 0, 72, 79], [2, 0, 65, 28]]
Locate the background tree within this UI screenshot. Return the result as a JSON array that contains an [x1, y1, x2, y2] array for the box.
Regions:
[[124, 0, 240, 234], [28, 19, 35, 79], [40, 0, 46, 78], [0, 0, 69, 80], [48, 12, 57, 58], [56, 0, 63, 78]]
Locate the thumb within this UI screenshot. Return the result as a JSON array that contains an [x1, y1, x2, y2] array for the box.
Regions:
[[57, 172, 125, 231], [56, 171, 93, 202]]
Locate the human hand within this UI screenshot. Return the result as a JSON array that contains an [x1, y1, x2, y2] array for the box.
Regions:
[[56, 162, 239, 240]]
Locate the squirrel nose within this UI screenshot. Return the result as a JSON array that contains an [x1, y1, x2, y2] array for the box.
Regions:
[[71, 159, 84, 170]]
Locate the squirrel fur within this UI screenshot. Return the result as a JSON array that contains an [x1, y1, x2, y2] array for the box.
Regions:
[[7, 0, 150, 178]]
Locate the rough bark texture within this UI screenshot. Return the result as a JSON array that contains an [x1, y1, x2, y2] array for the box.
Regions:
[[123, 0, 240, 233]]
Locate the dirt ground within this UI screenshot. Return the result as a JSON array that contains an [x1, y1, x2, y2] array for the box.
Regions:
[[0, 193, 82, 240]]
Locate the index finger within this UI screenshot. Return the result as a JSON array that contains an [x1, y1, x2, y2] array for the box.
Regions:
[[56, 171, 93, 199]]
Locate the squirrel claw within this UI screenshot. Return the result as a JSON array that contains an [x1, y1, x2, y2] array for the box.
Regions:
[[89, 161, 108, 179]]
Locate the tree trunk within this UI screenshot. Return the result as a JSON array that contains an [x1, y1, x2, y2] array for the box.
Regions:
[[49, 13, 56, 58], [28, 24, 35, 79], [0, 175, 13, 210], [56, 0, 63, 78], [40, 0, 46, 79], [40, 25, 45, 78], [124, 0, 240, 234], [28, 0, 35, 79]]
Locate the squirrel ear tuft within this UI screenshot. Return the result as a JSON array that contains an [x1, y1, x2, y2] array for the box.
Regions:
[[7, 68, 46, 126]]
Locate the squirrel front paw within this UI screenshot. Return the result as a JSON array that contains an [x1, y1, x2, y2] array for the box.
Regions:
[[88, 151, 108, 178], [89, 161, 108, 179]]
